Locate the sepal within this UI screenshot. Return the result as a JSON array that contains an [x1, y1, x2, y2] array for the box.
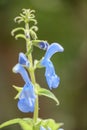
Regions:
[[13, 85, 22, 99]]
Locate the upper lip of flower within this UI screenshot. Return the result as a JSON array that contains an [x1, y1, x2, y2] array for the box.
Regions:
[[44, 43, 64, 60]]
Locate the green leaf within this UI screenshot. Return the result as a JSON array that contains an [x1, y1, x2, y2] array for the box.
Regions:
[[0, 118, 33, 130], [38, 88, 59, 105]]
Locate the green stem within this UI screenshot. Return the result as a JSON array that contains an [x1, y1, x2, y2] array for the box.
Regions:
[[25, 22, 38, 123], [33, 95, 39, 123]]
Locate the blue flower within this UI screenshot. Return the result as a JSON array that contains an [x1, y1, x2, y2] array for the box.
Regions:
[[41, 43, 64, 89], [13, 54, 36, 113]]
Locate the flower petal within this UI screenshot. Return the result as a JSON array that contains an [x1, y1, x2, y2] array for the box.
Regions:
[[13, 63, 30, 83], [44, 43, 64, 60], [45, 72, 60, 89], [18, 83, 36, 113], [18, 99, 34, 112], [45, 61, 60, 89], [19, 52, 29, 67]]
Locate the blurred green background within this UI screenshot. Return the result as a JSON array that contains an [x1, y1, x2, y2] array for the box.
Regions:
[[0, 0, 87, 130]]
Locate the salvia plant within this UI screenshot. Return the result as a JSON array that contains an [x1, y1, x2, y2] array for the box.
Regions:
[[0, 9, 64, 130]]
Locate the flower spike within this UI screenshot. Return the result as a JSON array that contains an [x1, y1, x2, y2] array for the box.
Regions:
[[9, 9, 64, 130]]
